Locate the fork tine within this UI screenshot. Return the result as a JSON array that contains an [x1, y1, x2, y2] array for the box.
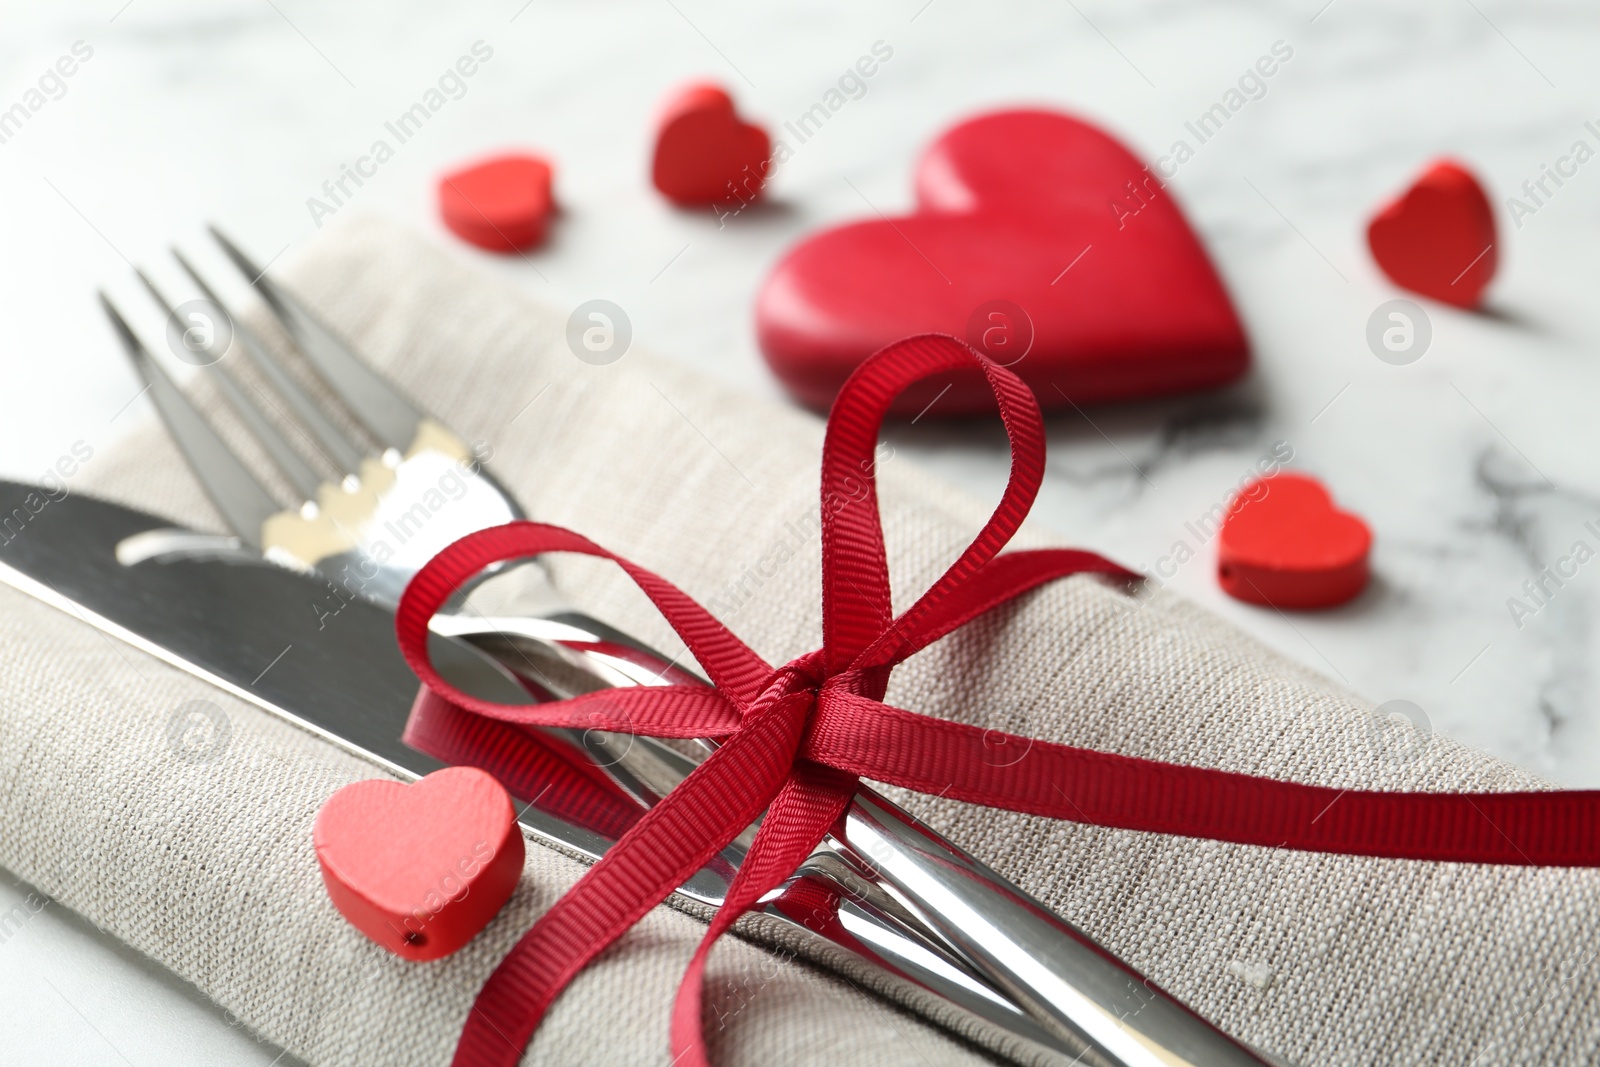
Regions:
[[209, 225, 424, 454], [99, 292, 279, 548], [172, 248, 367, 476], [135, 269, 323, 502]]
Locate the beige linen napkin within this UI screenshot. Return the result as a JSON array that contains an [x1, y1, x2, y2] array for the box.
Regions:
[[2, 215, 1595, 1066]]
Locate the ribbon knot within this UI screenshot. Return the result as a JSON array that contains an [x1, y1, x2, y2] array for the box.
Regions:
[[766, 650, 830, 706], [393, 335, 1600, 1067]]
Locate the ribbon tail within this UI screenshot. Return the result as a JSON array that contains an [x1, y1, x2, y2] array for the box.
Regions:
[[807, 691, 1600, 867], [669, 762, 858, 1067], [406, 685, 646, 840], [451, 692, 813, 1067]]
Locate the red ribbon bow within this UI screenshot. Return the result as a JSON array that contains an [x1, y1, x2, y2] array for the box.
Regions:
[[395, 335, 1600, 1067]]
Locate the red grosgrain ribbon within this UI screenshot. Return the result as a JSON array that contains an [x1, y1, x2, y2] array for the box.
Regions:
[[394, 335, 1600, 1067]]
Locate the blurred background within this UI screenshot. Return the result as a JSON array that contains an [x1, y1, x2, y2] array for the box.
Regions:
[[3, 0, 1600, 1060]]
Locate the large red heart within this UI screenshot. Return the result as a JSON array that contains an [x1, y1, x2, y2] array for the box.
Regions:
[[1367, 159, 1496, 309], [313, 766, 524, 961], [651, 83, 771, 208], [755, 109, 1249, 415], [1217, 473, 1372, 610]]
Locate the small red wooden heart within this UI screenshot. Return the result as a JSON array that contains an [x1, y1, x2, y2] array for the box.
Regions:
[[1218, 473, 1372, 610], [313, 766, 524, 961], [1367, 159, 1496, 309], [651, 82, 771, 207], [438, 153, 555, 253], [755, 109, 1249, 416]]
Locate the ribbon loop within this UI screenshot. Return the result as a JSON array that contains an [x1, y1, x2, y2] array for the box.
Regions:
[[397, 522, 774, 711], [394, 334, 1600, 1067], [820, 335, 1052, 674]]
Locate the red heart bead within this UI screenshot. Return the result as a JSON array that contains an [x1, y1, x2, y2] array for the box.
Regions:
[[313, 766, 524, 961], [755, 109, 1249, 416], [1367, 159, 1496, 309], [438, 153, 555, 253], [651, 83, 771, 208], [1218, 473, 1372, 610]]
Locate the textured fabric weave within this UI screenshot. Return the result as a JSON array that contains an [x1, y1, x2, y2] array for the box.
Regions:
[[0, 216, 1594, 1066]]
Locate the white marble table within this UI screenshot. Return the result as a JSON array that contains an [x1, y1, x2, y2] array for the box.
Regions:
[[2, 0, 1597, 1061]]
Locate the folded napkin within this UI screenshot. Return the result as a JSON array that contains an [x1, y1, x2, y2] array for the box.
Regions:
[[2, 215, 1595, 1066]]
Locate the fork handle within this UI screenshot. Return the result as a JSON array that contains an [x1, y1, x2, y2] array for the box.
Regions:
[[838, 792, 1271, 1066], [445, 609, 1270, 1066]]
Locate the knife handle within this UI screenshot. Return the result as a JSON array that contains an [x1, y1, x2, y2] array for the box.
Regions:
[[442, 609, 1270, 1066]]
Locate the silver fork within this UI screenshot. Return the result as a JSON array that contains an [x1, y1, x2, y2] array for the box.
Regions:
[[98, 227, 1269, 1067]]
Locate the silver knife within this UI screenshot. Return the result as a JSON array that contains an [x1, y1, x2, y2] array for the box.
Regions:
[[0, 480, 1272, 1066]]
